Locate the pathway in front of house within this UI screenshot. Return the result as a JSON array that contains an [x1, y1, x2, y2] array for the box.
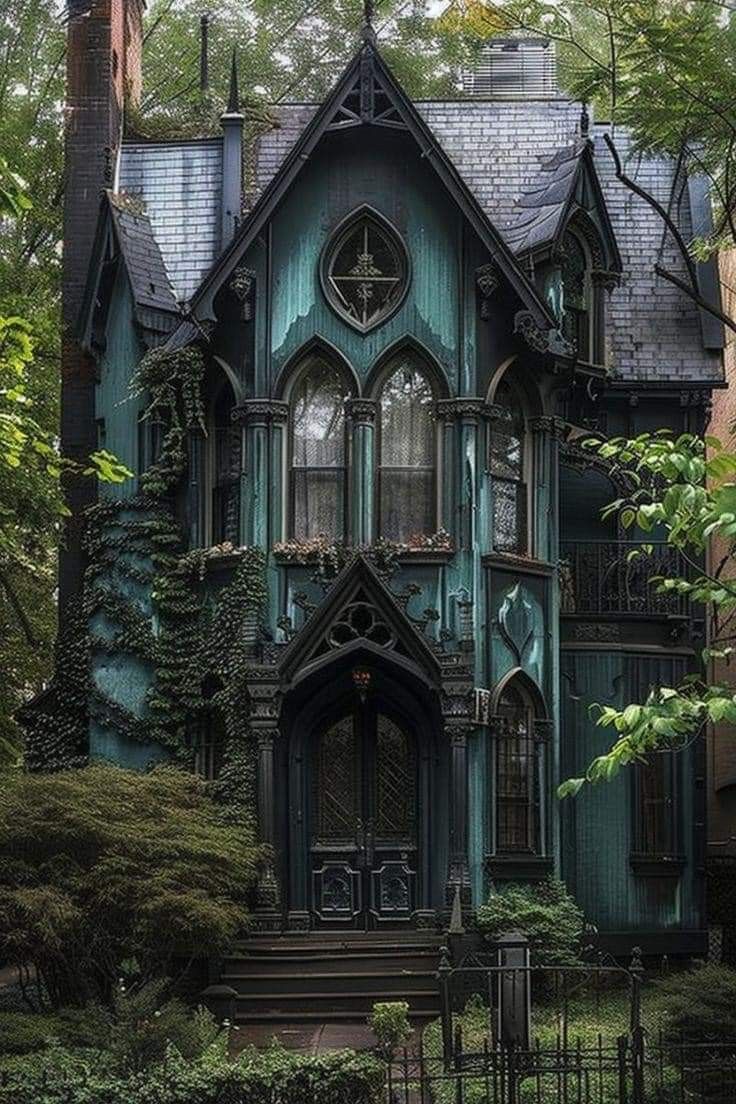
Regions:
[[230, 1021, 383, 1054]]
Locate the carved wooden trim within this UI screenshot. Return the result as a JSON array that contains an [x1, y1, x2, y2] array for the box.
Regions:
[[233, 399, 290, 425]]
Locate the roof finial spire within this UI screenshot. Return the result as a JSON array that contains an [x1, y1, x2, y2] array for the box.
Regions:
[[362, 0, 377, 44], [580, 101, 590, 139], [227, 47, 240, 114]]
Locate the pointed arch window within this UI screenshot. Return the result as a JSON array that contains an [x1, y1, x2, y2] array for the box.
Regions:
[[489, 379, 527, 555], [290, 357, 351, 540], [322, 210, 409, 332], [492, 682, 545, 855], [560, 229, 593, 362], [378, 354, 436, 541], [208, 380, 241, 546]]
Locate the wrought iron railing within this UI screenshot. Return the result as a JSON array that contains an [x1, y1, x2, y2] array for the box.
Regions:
[[559, 540, 690, 618]]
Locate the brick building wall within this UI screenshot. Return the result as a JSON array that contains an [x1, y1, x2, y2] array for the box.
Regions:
[[59, 0, 143, 613]]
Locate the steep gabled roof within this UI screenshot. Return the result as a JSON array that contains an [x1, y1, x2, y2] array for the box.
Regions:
[[503, 140, 622, 269], [179, 42, 556, 334], [78, 192, 179, 348]]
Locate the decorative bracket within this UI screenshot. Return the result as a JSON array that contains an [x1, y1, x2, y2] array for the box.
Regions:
[[476, 262, 500, 319]]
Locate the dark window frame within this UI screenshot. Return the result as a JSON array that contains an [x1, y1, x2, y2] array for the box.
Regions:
[[490, 685, 547, 858], [288, 355, 353, 542], [375, 354, 439, 542], [320, 207, 411, 334], [488, 381, 529, 556], [630, 751, 684, 875]]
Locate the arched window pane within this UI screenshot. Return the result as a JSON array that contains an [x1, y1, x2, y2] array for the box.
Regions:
[[291, 359, 348, 539], [314, 716, 358, 840], [211, 383, 240, 545], [379, 358, 435, 541], [375, 715, 416, 839], [490, 380, 526, 554], [495, 686, 540, 854], [561, 231, 591, 360]]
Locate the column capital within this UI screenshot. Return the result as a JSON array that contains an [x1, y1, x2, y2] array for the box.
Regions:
[[233, 399, 289, 426], [528, 414, 568, 439], [435, 397, 488, 423], [345, 397, 377, 424], [591, 268, 621, 292]]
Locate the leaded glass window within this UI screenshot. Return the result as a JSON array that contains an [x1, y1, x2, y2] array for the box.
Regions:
[[314, 717, 358, 840], [561, 230, 592, 361], [323, 211, 408, 331], [210, 383, 240, 545], [378, 356, 436, 541], [495, 686, 540, 854], [291, 358, 350, 540], [375, 715, 416, 840], [490, 380, 526, 554]]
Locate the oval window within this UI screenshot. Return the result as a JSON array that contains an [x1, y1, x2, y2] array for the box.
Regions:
[[322, 210, 409, 332]]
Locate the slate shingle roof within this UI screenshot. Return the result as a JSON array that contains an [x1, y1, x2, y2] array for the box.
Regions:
[[108, 194, 177, 313], [119, 139, 224, 303], [501, 142, 584, 256], [118, 97, 723, 384]]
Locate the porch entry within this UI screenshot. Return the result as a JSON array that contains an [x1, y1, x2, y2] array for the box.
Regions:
[[310, 704, 418, 928]]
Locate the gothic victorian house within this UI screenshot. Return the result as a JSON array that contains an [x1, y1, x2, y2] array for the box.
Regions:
[[60, 0, 725, 1013]]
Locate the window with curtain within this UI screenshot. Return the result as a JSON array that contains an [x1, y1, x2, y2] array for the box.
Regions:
[[291, 358, 349, 540], [209, 382, 240, 546], [560, 230, 592, 361], [489, 380, 526, 554], [378, 356, 436, 541], [494, 685, 541, 854]]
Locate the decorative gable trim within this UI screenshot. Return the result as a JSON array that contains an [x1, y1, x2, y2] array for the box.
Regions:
[[278, 554, 442, 688], [174, 43, 556, 338]]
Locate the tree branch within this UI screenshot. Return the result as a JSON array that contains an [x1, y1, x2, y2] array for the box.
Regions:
[[654, 265, 736, 335]]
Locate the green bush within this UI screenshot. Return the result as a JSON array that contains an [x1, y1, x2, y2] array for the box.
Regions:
[[0, 1012, 62, 1055], [368, 1000, 412, 1058], [57, 977, 224, 1072], [653, 962, 736, 1043], [475, 878, 585, 967], [0, 763, 262, 1008], [0, 1042, 384, 1104]]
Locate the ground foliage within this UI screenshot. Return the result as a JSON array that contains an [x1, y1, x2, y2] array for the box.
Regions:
[[0, 1040, 384, 1104], [0, 763, 261, 1009]]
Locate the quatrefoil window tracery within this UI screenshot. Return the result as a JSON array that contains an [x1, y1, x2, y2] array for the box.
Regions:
[[327, 601, 397, 650]]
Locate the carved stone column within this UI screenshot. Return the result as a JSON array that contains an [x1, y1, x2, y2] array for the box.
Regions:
[[346, 398, 376, 545], [233, 400, 289, 548], [436, 398, 487, 551], [528, 415, 566, 564], [441, 654, 475, 911], [246, 664, 283, 930]]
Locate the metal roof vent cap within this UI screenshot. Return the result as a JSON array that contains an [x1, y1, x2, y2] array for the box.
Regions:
[[463, 37, 558, 99]]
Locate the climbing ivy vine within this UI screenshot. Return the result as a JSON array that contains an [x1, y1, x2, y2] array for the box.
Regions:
[[25, 341, 265, 830]]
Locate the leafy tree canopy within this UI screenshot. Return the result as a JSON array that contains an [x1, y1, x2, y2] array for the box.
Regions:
[[0, 763, 263, 1008]]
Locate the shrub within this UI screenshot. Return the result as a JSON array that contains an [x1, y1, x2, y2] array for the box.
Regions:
[[368, 1001, 412, 1059], [654, 962, 736, 1044], [57, 977, 224, 1072], [475, 878, 585, 967], [0, 1041, 385, 1104], [0, 1012, 62, 1055], [0, 763, 262, 1008]]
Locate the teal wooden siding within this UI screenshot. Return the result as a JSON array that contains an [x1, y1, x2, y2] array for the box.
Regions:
[[561, 650, 700, 934], [267, 130, 467, 393], [95, 267, 145, 497]]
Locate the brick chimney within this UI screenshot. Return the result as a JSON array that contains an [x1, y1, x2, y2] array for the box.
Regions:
[[59, 0, 143, 612]]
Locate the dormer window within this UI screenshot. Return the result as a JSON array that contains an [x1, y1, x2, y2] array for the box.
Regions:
[[560, 229, 592, 362], [322, 209, 409, 332]]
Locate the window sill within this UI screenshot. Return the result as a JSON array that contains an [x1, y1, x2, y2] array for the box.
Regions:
[[629, 853, 686, 878], [482, 553, 555, 576], [484, 854, 553, 880], [273, 548, 455, 567]]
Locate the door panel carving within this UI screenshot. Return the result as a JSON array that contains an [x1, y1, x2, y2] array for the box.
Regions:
[[310, 708, 418, 928]]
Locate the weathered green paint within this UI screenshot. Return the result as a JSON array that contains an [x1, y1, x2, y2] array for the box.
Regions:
[[561, 650, 698, 933], [95, 267, 143, 497]]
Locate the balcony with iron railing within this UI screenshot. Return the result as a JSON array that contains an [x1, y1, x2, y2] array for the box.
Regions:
[[559, 540, 691, 619]]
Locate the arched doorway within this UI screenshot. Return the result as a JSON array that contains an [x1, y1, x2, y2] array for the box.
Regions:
[[280, 652, 446, 932], [310, 704, 418, 929]]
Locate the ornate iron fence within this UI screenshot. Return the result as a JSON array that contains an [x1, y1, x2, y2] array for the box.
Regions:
[[559, 540, 690, 618]]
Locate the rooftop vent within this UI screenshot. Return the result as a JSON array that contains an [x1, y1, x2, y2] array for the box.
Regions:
[[463, 38, 558, 99]]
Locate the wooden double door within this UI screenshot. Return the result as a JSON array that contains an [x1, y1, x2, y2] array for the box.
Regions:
[[310, 705, 419, 928]]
